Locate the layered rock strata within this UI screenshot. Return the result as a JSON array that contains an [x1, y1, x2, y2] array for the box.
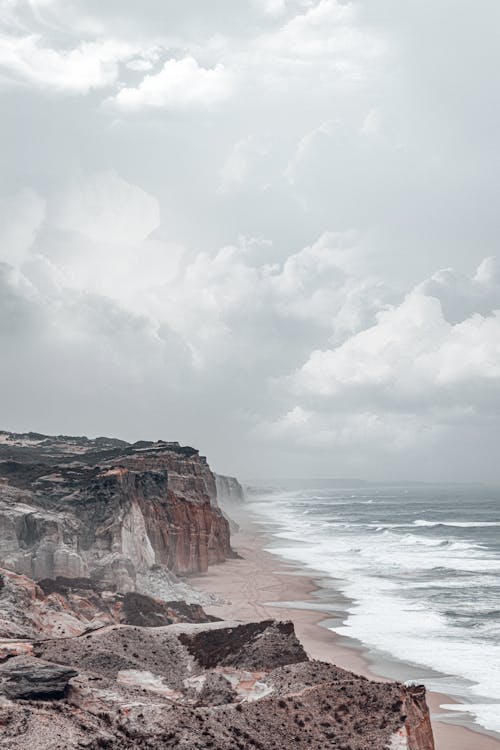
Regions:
[[0, 432, 234, 592]]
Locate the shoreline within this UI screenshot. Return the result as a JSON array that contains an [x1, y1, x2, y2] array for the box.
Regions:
[[192, 515, 500, 750]]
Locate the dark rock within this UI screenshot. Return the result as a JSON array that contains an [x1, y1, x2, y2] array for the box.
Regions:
[[120, 592, 219, 626], [177, 619, 308, 670], [0, 656, 77, 700]]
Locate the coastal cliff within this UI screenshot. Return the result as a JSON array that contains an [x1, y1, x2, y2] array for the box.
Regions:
[[215, 473, 245, 507], [0, 431, 233, 592], [0, 429, 435, 750]]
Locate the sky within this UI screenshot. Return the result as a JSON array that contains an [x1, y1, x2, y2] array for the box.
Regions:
[[1, 0, 500, 481]]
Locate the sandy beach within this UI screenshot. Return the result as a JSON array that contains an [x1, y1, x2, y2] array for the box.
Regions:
[[192, 519, 500, 750]]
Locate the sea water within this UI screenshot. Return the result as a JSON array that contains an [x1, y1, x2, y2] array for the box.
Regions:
[[246, 481, 500, 736]]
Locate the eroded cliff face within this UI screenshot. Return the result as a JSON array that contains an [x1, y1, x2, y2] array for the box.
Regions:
[[0, 432, 233, 591]]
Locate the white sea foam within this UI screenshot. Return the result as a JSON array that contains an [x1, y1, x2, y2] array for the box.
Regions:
[[249, 488, 500, 736], [414, 519, 500, 528]]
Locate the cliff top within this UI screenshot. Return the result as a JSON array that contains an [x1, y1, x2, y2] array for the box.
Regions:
[[0, 430, 201, 466]]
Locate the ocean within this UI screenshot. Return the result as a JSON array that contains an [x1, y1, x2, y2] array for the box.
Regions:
[[246, 481, 500, 737]]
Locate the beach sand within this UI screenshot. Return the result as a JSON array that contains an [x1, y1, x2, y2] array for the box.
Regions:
[[192, 519, 500, 750]]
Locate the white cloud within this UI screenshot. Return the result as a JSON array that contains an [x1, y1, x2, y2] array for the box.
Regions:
[[0, 188, 45, 265], [254, 0, 288, 17], [48, 171, 160, 244], [292, 290, 500, 398], [242, 258, 500, 466], [255, 0, 385, 83], [113, 56, 233, 110], [0, 173, 183, 315], [218, 136, 269, 194], [416, 257, 500, 323], [0, 34, 133, 92], [285, 121, 337, 185], [126, 58, 155, 72]]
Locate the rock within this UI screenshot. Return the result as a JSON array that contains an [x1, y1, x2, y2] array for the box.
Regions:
[[402, 683, 436, 750], [0, 432, 236, 591], [0, 656, 77, 700], [0, 617, 434, 750], [195, 671, 237, 705], [177, 619, 308, 670], [0, 568, 220, 640], [120, 591, 219, 626]]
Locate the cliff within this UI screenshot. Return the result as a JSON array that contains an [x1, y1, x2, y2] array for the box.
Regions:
[[0, 431, 234, 593], [215, 473, 245, 507], [0, 430, 435, 750]]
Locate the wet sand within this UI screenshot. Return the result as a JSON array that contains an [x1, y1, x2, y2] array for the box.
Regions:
[[192, 519, 500, 750]]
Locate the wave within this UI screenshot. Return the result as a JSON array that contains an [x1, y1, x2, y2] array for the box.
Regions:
[[414, 519, 500, 528], [249, 487, 500, 735]]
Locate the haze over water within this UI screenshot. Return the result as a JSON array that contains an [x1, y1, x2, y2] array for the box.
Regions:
[[248, 482, 500, 736]]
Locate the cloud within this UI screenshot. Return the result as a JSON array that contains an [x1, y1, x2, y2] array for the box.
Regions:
[[285, 121, 337, 185], [255, 0, 385, 83], [21, 172, 181, 311], [249, 259, 500, 470], [2, 171, 500, 478], [1, 0, 500, 480], [48, 171, 160, 244], [254, 0, 288, 17], [255, 407, 443, 453], [0, 34, 133, 92], [112, 57, 233, 110], [292, 291, 500, 398], [0, 188, 45, 266], [218, 136, 269, 194], [416, 257, 500, 323]]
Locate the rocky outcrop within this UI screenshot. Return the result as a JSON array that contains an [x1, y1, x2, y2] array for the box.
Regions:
[[401, 683, 436, 750], [177, 619, 307, 670], [0, 616, 434, 749], [0, 432, 235, 592]]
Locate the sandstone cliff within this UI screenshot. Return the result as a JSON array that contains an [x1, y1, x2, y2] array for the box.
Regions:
[[0, 431, 234, 593]]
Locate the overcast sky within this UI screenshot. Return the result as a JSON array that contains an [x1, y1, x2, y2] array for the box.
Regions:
[[1, 0, 499, 481]]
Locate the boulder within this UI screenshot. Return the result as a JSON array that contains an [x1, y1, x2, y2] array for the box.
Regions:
[[0, 656, 77, 700]]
